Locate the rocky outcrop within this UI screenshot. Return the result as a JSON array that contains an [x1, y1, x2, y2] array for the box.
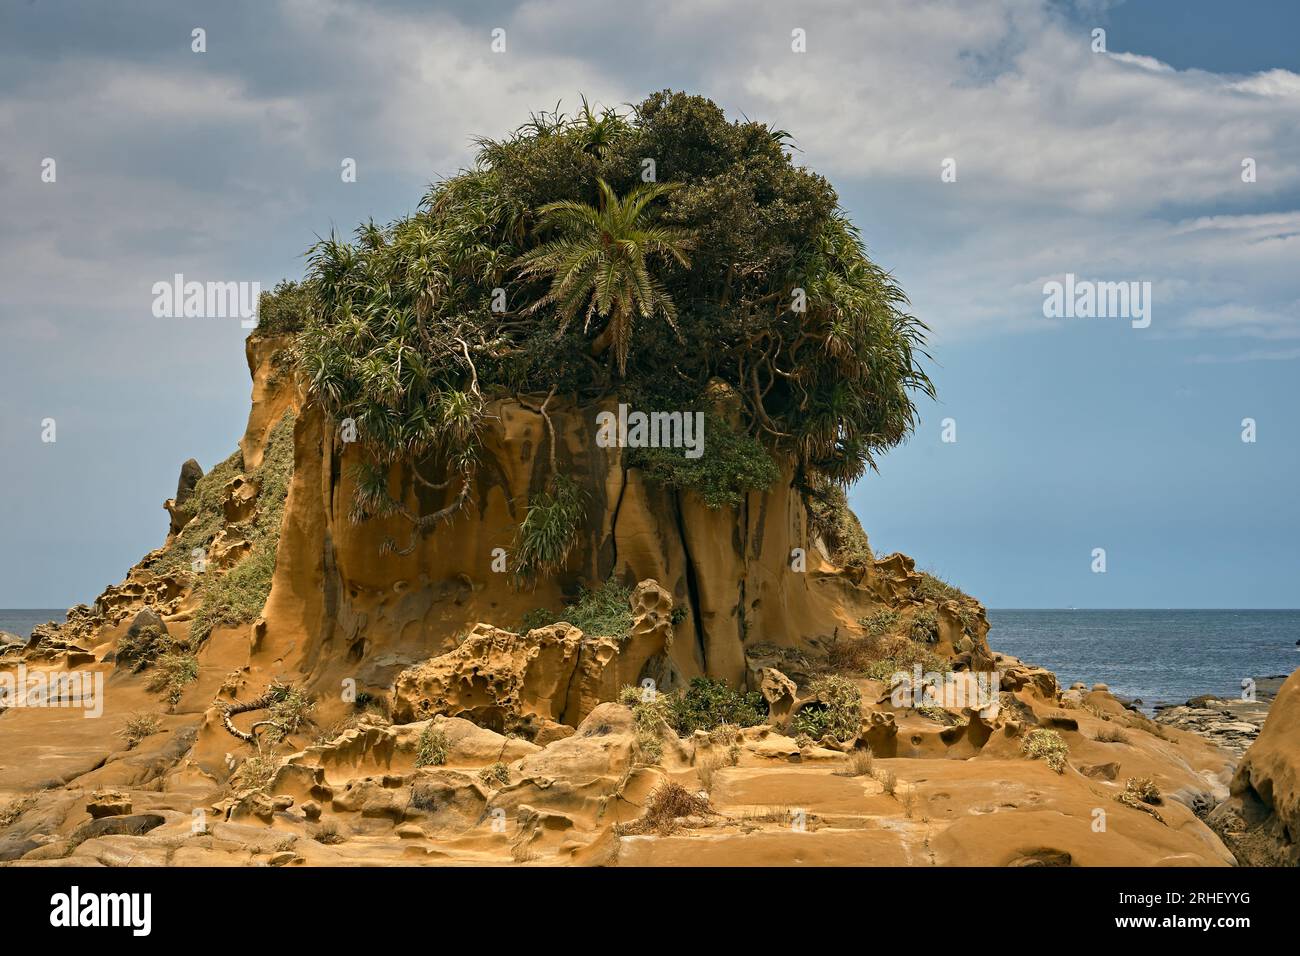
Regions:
[[391, 622, 624, 732], [1206, 669, 1300, 866]]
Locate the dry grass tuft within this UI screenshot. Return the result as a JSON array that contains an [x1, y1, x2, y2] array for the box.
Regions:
[[620, 782, 715, 836]]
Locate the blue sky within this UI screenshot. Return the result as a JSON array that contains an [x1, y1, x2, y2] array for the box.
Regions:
[[1, 0, 1298, 609]]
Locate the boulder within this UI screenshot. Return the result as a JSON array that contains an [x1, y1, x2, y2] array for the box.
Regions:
[[391, 622, 624, 731], [756, 667, 797, 724], [86, 789, 132, 819], [175, 458, 204, 508]]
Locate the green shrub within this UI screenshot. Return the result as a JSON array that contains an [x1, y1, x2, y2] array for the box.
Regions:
[[415, 724, 449, 767], [859, 608, 900, 637], [863, 641, 952, 682], [291, 91, 935, 554], [910, 608, 939, 644], [520, 577, 634, 641], [118, 711, 162, 749], [917, 705, 959, 725], [561, 577, 633, 640], [512, 476, 585, 579], [146, 652, 199, 706], [520, 607, 555, 632], [115, 622, 182, 673], [1021, 729, 1069, 774], [665, 677, 767, 735], [628, 414, 780, 508], [256, 279, 313, 336], [622, 686, 671, 765], [790, 674, 861, 742], [916, 571, 968, 604]]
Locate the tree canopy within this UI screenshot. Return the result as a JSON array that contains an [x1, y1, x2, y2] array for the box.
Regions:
[[278, 91, 934, 545]]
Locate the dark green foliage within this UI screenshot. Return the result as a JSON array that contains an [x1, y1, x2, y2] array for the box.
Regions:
[[916, 571, 969, 604], [910, 608, 939, 644], [665, 677, 767, 735], [562, 578, 634, 640], [790, 675, 861, 742], [289, 91, 933, 551], [628, 413, 781, 508], [256, 280, 313, 336], [512, 475, 585, 580], [519, 577, 633, 641]]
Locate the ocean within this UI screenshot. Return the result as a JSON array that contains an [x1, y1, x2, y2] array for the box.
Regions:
[[988, 609, 1300, 709], [0, 609, 66, 641]]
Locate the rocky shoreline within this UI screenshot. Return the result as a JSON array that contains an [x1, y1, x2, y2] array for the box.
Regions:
[[1152, 675, 1289, 758]]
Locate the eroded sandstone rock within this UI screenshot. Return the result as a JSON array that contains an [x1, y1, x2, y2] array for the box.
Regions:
[[390, 623, 621, 732]]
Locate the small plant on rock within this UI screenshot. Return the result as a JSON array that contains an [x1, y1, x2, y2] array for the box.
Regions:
[[910, 608, 939, 644], [875, 767, 898, 796], [115, 622, 183, 673], [415, 724, 449, 767], [146, 651, 199, 707], [313, 820, 345, 844], [478, 762, 511, 789], [790, 674, 862, 743], [836, 748, 874, 778], [1021, 728, 1069, 774], [118, 712, 162, 750], [664, 676, 768, 735], [859, 608, 900, 637], [620, 782, 714, 836], [1115, 777, 1166, 824], [234, 754, 280, 793]]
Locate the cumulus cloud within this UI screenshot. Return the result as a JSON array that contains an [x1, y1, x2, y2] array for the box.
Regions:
[[1, 0, 1296, 346]]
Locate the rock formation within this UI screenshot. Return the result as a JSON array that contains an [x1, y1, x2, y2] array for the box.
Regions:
[[0, 332, 1250, 868], [1205, 669, 1300, 865]]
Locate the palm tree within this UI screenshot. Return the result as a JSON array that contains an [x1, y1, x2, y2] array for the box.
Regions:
[[514, 178, 693, 375]]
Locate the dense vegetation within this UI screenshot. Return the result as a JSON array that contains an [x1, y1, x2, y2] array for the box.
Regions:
[[522, 576, 635, 640], [269, 91, 932, 552]]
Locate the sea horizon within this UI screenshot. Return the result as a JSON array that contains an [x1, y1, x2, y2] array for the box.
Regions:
[[7, 606, 1295, 710]]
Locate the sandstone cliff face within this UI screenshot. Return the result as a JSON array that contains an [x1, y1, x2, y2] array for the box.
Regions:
[[248, 351, 994, 711]]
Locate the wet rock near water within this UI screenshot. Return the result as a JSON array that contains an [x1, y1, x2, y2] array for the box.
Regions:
[[1153, 676, 1287, 758]]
